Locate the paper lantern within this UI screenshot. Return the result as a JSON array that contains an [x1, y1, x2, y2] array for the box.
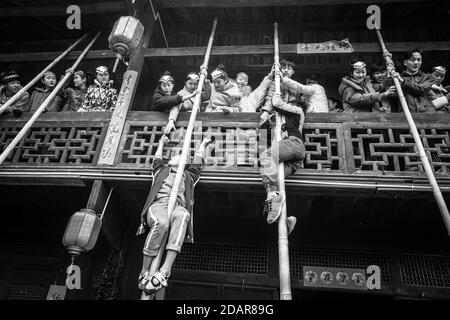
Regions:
[[108, 16, 144, 72], [62, 209, 102, 257]]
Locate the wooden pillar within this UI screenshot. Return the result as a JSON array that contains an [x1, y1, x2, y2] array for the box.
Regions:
[[98, 0, 157, 166]]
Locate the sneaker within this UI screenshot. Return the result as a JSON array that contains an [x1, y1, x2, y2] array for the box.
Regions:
[[287, 216, 297, 235], [138, 271, 150, 291], [143, 270, 169, 295], [264, 193, 285, 224]]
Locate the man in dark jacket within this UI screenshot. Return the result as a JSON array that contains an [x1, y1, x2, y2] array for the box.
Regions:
[[137, 135, 211, 294], [392, 49, 437, 113]]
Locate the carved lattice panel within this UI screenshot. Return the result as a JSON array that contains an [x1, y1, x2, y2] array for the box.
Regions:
[[302, 124, 344, 172], [0, 124, 106, 165], [348, 126, 450, 174], [119, 122, 260, 169]]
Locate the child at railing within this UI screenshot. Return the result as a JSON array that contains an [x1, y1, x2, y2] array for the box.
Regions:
[[235, 72, 252, 97], [136, 135, 212, 295]]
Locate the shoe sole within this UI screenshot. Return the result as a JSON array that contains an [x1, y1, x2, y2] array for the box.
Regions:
[[266, 199, 285, 224]]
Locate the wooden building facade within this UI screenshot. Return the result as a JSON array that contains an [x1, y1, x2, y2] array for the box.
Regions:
[[0, 0, 449, 300]]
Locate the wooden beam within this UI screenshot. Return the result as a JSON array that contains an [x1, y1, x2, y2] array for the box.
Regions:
[[0, 2, 128, 17], [1, 41, 449, 63], [162, 0, 428, 8], [167, 18, 449, 34]]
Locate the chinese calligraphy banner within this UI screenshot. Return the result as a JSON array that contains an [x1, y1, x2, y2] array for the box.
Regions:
[[297, 39, 354, 54]]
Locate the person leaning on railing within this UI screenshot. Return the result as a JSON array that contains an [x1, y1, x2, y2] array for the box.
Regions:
[[339, 60, 396, 113], [150, 71, 200, 136], [205, 64, 242, 113], [0, 71, 29, 116], [176, 72, 211, 113]]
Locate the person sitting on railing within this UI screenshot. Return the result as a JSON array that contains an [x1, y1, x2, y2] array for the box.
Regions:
[[369, 62, 398, 113], [0, 71, 29, 116], [259, 63, 305, 235], [205, 64, 242, 113], [149, 71, 200, 113], [427, 66, 450, 113], [28, 71, 63, 113], [78, 66, 118, 112], [58, 70, 88, 112], [339, 60, 396, 113], [389, 49, 440, 113], [136, 135, 212, 295], [327, 97, 343, 113], [235, 72, 252, 97]]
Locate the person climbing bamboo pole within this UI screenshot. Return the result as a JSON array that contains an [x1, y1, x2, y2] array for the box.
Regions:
[[259, 23, 307, 300], [0, 34, 88, 115], [138, 18, 218, 300], [0, 32, 101, 165], [273, 22, 292, 301], [374, 26, 450, 238]]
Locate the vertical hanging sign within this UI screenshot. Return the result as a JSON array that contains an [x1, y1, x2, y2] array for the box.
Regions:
[[98, 70, 138, 165]]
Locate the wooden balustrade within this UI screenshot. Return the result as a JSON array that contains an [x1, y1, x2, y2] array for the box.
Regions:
[[1, 112, 450, 178]]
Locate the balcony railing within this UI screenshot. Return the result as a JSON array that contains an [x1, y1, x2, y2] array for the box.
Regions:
[[1, 112, 450, 179]]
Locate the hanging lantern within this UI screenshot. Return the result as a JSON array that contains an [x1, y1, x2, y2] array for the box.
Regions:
[[62, 209, 102, 257], [108, 16, 145, 73]]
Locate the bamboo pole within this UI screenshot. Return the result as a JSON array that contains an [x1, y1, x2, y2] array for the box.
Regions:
[[0, 34, 88, 115], [0, 32, 101, 165], [273, 22, 292, 301], [141, 18, 218, 301], [375, 27, 450, 238]]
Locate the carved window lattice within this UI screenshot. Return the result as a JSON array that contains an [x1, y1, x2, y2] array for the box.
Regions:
[[120, 124, 261, 169], [350, 127, 450, 173], [302, 125, 342, 171], [0, 125, 105, 165], [119, 123, 345, 172]]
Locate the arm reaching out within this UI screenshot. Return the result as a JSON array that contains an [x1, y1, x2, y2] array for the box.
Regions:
[[152, 135, 170, 174]]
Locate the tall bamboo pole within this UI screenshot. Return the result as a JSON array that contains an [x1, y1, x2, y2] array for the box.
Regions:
[[375, 27, 450, 237], [141, 19, 218, 301], [0, 34, 88, 115], [0, 32, 101, 165], [273, 22, 292, 301]]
